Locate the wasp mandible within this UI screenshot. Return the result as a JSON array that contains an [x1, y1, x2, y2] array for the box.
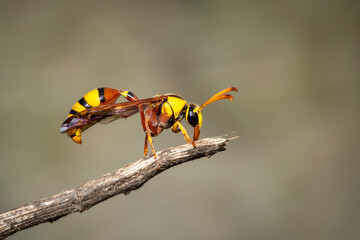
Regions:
[[60, 87, 238, 157]]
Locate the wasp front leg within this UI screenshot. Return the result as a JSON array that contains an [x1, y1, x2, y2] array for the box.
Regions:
[[172, 121, 196, 148]]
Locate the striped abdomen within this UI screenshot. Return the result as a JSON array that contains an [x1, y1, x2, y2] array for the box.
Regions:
[[62, 87, 121, 144]]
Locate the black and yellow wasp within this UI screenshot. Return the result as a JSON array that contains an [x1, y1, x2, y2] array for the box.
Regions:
[[60, 87, 237, 157]]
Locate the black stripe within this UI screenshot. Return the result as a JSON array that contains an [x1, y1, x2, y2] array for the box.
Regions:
[[167, 101, 175, 123], [128, 91, 134, 98], [69, 109, 78, 115], [78, 97, 91, 108], [98, 88, 105, 103]]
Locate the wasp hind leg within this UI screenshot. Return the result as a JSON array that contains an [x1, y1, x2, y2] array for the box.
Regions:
[[172, 121, 196, 148], [144, 118, 162, 169], [144, 134, 149, 157], [144, 118, 158, 155]]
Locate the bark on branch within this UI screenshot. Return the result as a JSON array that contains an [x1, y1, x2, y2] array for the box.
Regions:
[[0, 135, 236, 239]]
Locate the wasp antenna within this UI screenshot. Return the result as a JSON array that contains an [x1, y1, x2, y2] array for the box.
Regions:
[[199, 87, 238, 111], [210, 87, 238, 99]]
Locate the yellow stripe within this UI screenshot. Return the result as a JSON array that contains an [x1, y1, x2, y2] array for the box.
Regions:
[[83, 89, 101, 107], [121, 90, 129, 98], [161, 102, 173, 117], [72, 101, 87, 113]]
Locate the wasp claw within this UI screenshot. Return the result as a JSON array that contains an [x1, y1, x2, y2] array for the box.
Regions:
[[153, 153, 161, 170]]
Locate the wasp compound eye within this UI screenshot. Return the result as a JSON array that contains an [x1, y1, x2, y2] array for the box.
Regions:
[[186, 104, 199, 127]]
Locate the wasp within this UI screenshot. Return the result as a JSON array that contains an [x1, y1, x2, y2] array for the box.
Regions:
[[60, 87, 238, 157]]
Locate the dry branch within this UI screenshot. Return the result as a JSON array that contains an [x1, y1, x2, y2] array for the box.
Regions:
[[0, 135, 236, 239]]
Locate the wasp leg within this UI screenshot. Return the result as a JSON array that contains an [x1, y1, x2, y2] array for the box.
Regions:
[[144, 134, 148, 156], [144, 118, 162, 169], [144, 118, 157, 158], [171, 125, 181, 133], [121, 91, 154, 160], [172, 121, 196, 148]]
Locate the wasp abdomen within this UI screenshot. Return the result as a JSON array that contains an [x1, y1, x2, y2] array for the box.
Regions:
[[62, 87, 121, 144], [67, 88, 121, 118]]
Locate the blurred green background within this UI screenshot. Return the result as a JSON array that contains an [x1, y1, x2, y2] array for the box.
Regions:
[[0, 1, 359, 239]]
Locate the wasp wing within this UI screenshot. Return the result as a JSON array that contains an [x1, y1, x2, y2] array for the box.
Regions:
[[60, 96, 166, 134]]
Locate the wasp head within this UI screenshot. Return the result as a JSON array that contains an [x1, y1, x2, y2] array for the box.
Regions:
[[185, 87, 238, 141]]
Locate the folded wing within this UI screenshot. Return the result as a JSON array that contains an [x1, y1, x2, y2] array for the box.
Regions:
[[60, 96, 166, 137]]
